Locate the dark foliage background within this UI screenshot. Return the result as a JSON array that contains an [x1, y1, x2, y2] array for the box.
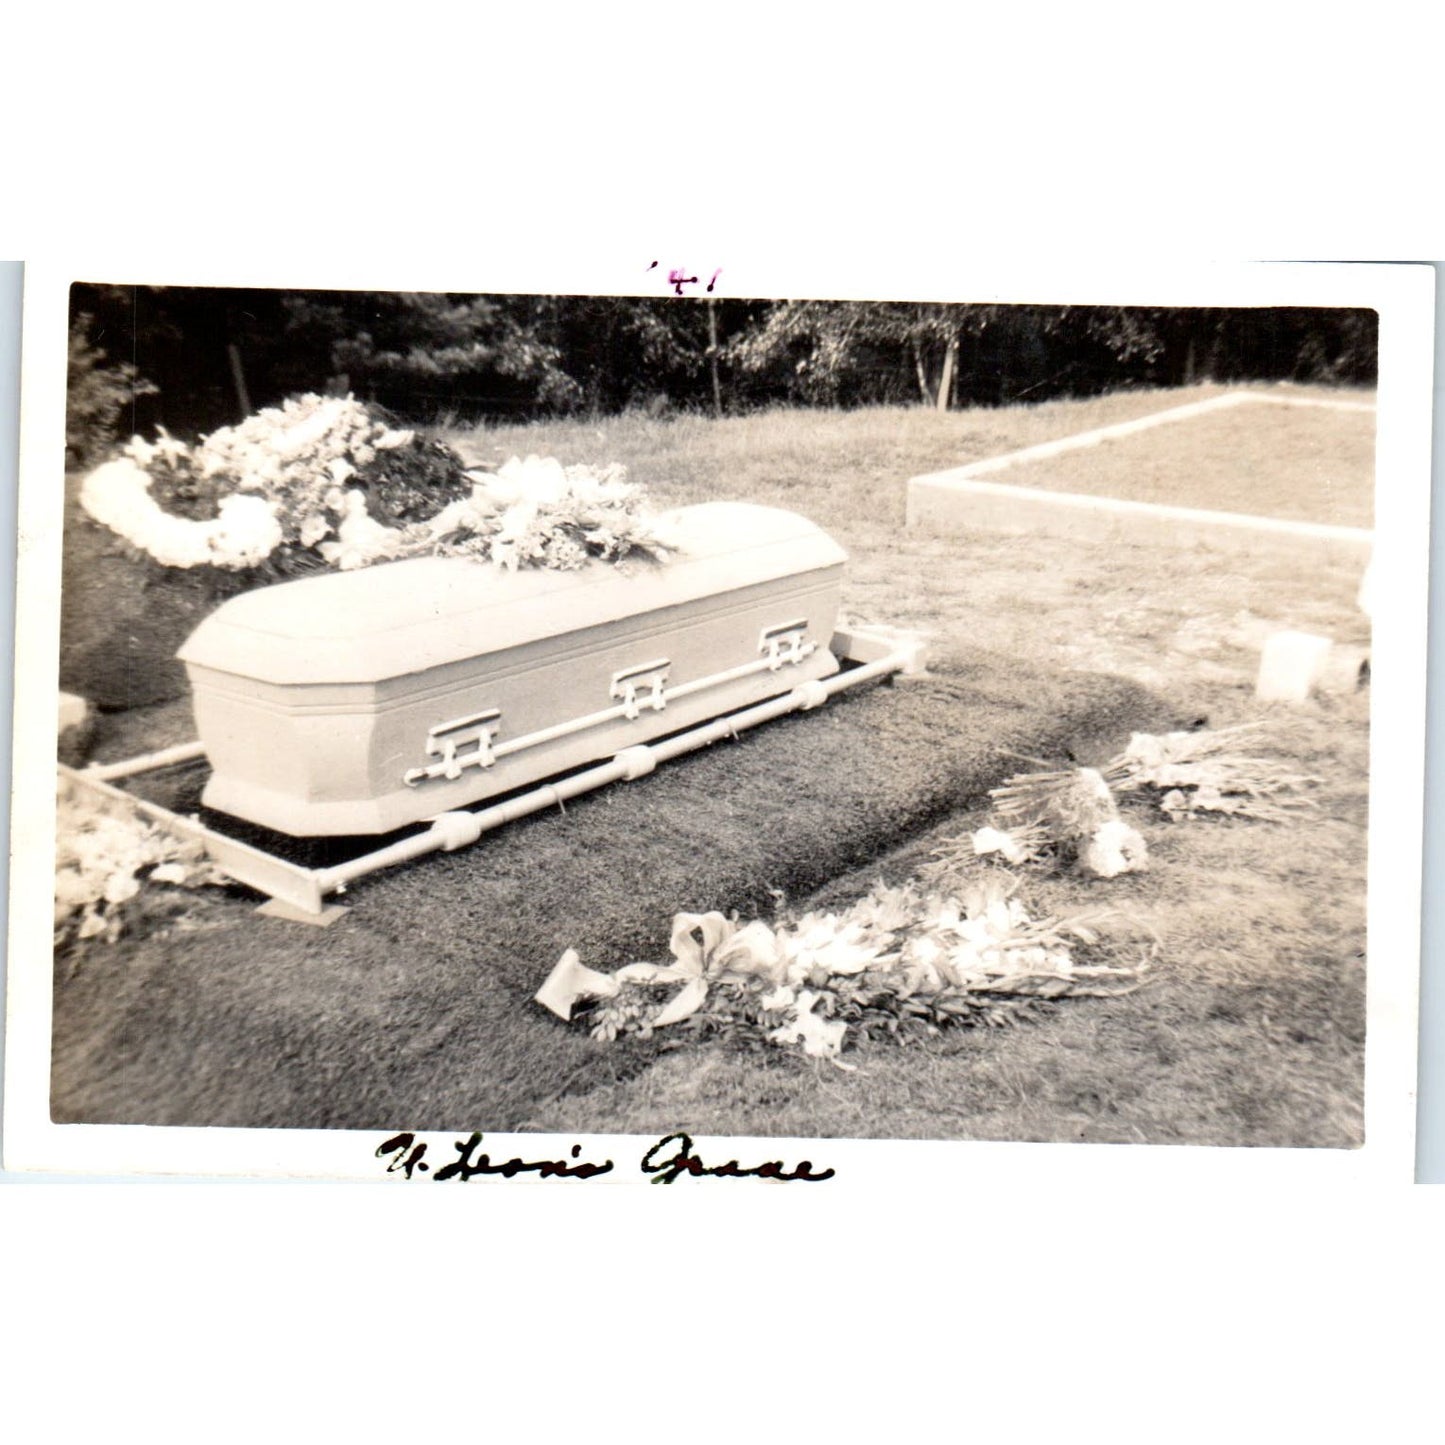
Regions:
[[66, 283, 1379, 460]]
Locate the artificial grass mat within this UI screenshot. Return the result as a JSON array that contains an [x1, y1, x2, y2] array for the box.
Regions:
[[50, 654, 1180, 1132]]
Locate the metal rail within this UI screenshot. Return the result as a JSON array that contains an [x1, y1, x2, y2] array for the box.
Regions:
[[402, 632, 817, 786], [63, 627, 927, 916]]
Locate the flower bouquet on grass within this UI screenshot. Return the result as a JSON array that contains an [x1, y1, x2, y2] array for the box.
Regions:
[[931, 723, 1320, 884], [54, 776, 227, 953], [1104, 724, 1320, 822], [932, 759, 1150, 880], [535, 876, 1151, 1067]]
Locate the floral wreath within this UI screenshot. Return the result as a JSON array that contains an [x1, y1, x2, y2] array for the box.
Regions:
[[81, 393, 673, 575]]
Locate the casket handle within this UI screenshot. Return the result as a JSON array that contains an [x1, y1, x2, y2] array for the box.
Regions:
[[403, 708, 503, 786], [759, 618, 811, 670], [610, 658, 672, 720]]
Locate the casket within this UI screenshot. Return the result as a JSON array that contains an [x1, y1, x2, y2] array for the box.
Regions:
[[178, 501, 848, 837]]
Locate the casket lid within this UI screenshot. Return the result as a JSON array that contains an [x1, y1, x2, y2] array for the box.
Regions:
[[178, 501, 847, 686]]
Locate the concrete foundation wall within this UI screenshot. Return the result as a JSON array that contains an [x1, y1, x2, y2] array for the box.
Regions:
[[905, 389, 1375, 564], [907, 473, 1374, 564]]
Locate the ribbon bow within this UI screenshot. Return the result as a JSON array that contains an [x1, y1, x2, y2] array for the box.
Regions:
[[534, 912, 786, 1028]]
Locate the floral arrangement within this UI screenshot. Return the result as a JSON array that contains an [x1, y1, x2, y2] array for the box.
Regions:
[[934, 761, 1150, 880], [80, 393, 672, 578], [926, 725, 1319, 889], [323, 453, 675, 574], [535, 876, 1148, 1065], [1104, 725, 1319, 822], [54, 779, 226, 949]]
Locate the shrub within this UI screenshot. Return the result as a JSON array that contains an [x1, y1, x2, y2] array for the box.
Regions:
[[66, 313, 157, 469]]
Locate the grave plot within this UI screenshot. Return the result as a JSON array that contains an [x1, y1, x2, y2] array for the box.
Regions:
[[908, 390, 1376, 560], [51, 657, 1175, 1130]]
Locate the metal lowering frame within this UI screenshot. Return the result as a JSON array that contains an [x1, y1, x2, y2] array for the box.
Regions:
[[59, 627, 926, 920]]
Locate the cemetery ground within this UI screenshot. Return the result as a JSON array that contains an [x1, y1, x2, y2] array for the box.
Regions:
[[53, 383, 1374, 1148]]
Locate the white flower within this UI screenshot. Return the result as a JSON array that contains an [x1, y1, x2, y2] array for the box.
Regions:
[[56, 781, 228, 945], [534, 948, 622, 1020], [81, 456, 284, 570], [96, 408, 666, 581], [494, 499, 540, 543], [1160, 789, 1191, 820], [77, 911, 109, 940], [192, 394, 383, 504], [318, 490, 405, 570], [81, 459, 213, 567], [494, 455, 570, 506], [1079, 819, 1149, 878], [123, 435, 158, 468], [144, 514, 225, 568], [419, 489, 497, 540], [972, 826, 1029, 863], [212, 494, 284, 567], [769, 991, 848, 1059], [779, 913, 887, 984], [252, 396, 346, 460], [897, 935, 947, 994], [54, 867, 93, 912], [546, 536, 590, 570], [103, 871, 142, 906], [81, 457, 159, 534], [123, 426, 189, 472]]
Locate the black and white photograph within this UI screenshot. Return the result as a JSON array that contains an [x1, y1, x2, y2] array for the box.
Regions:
[[2, 261, 1433, 1183], [7, 13, 1445, 1440]]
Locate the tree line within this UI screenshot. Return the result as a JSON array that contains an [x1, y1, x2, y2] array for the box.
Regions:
[[66, 283, 1378, 463]]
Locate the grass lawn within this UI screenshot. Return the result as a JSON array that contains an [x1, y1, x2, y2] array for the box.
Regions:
[[980, 394, 1376, 528], [506, 689, 1367, 1146], [441, 383, 1372, 688], [53, 384, 1372, 1148]]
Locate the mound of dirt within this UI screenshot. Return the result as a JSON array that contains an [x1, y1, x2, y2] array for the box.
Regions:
[[59, 479, 256, 708]]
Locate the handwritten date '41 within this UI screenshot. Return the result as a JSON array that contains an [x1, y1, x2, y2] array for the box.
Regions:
[[648, 262, 722, 296]]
